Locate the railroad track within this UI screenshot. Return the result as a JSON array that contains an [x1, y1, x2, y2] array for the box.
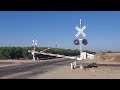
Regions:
[[82, 62, 120, 68]]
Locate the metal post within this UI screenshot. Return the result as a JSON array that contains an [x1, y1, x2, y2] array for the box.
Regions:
[[32, 46, 35, 61], [71, 63, 73, 69], [32, 38, 37, 61], [79, 18, 83, 69], [33, 40, 35, 61], [80, 19, 82, 57], [33, 53, 35, 61]]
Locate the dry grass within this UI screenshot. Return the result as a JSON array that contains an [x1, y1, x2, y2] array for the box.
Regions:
[[96, 53, 120, 62]]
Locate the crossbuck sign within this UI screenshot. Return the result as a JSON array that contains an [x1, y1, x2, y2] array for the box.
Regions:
[[32, 39, 37, 46], [75, 25, 86, 37]]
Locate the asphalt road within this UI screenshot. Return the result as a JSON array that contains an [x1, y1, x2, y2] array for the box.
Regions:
[[0, 58, 75, 79]]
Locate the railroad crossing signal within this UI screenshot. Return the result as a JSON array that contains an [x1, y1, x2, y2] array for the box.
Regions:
[[32, 38, 37, 61], [32, 39, 37, 46], [75, 25, 86, 37]]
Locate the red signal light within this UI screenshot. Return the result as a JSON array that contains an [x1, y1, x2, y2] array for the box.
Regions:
[[74, 39, 79, 45], [82, 39, 88, 45]]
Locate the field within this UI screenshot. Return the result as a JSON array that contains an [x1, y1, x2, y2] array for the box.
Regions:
[[96, 53, 120, 62]]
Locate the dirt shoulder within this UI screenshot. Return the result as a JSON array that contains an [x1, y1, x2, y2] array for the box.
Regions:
[[30, 65, 120, 79], [0, 60, 35, 68]]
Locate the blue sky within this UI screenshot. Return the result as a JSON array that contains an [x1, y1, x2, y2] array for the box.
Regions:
[[0, 11, 120, 52]]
